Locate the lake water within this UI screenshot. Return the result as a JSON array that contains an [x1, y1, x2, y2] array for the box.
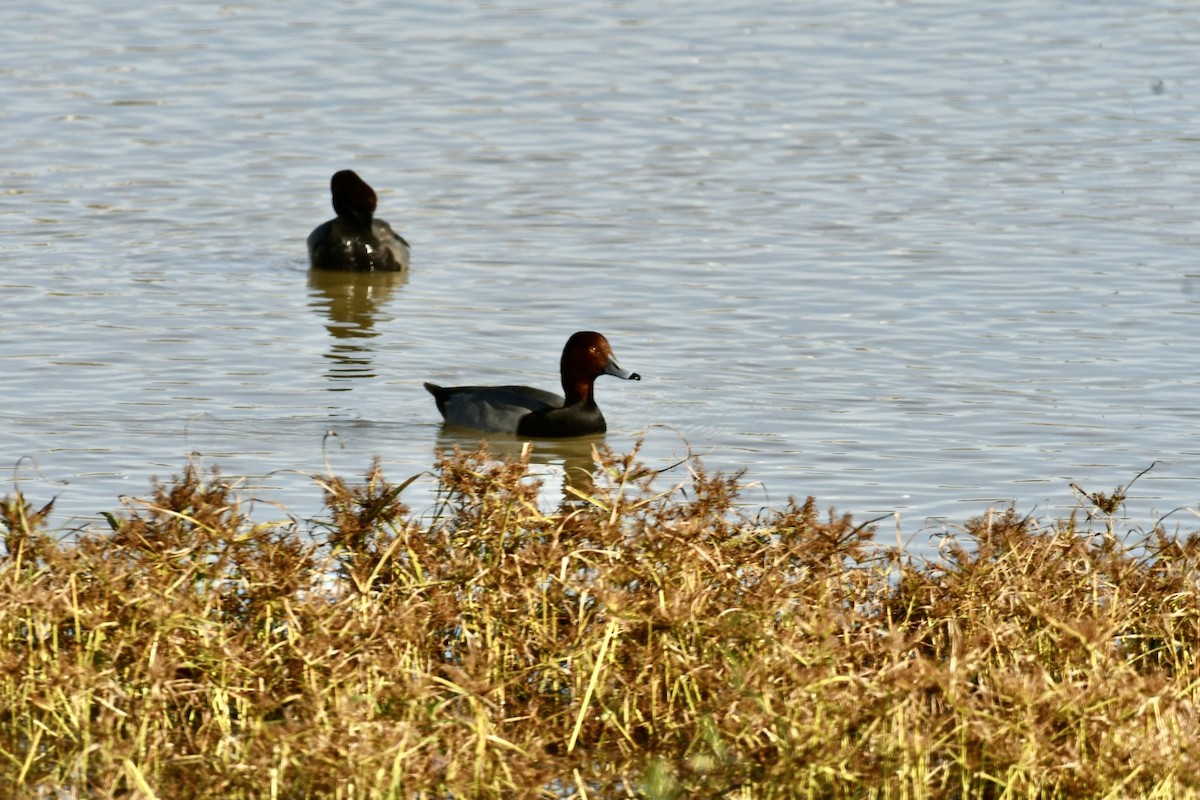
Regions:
[[3, 0, 1200, 556]]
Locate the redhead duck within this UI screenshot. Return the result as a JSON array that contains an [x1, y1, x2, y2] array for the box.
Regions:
[[424, 331, 641, 438], [307, 170, 410, 271]]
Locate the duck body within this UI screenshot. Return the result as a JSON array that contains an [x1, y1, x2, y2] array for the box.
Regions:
[[307, 217, 409, 272], [424, 332, 640, 438], [307, 170, 409, 272], [424, 383, 609, 438]]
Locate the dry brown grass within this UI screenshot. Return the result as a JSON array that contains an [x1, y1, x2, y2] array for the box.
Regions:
[[2, 443, 1200, 798]]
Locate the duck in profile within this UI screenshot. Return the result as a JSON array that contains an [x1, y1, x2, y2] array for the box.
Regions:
[[307, 170, 410, 271], [424, 331, 641, 438]]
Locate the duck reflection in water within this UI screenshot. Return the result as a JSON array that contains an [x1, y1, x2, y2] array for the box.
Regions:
[[306, 268, 407, 385], [432, 429, 604, 510]]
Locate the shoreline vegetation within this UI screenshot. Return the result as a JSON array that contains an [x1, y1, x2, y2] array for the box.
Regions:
[[2, 443, 1198, 798]]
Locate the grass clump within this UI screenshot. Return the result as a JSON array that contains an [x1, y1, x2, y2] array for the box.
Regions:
[[1, 445, 1200, 797]]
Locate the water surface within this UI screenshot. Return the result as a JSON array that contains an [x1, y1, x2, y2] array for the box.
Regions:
[[3, 1, 1200, 554]]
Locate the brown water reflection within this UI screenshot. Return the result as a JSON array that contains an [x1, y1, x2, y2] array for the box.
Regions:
[[306, 269, 407, 386], [432, 428, 605, 509]]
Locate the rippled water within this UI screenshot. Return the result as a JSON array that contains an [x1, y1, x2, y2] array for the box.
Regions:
[[4, 1, 1200, 554]]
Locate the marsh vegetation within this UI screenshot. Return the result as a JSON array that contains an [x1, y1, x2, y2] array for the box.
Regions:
[[1, 444, 1198, 797]]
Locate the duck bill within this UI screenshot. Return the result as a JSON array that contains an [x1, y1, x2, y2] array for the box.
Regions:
[[604, 355, 641, 381]]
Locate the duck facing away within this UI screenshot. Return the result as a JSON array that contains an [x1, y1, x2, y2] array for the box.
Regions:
[[424, 331, 641, 438], [307, 170, 410, 271]]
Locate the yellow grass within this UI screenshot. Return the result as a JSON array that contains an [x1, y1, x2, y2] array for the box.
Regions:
[[2, 442, 1199, 798]]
